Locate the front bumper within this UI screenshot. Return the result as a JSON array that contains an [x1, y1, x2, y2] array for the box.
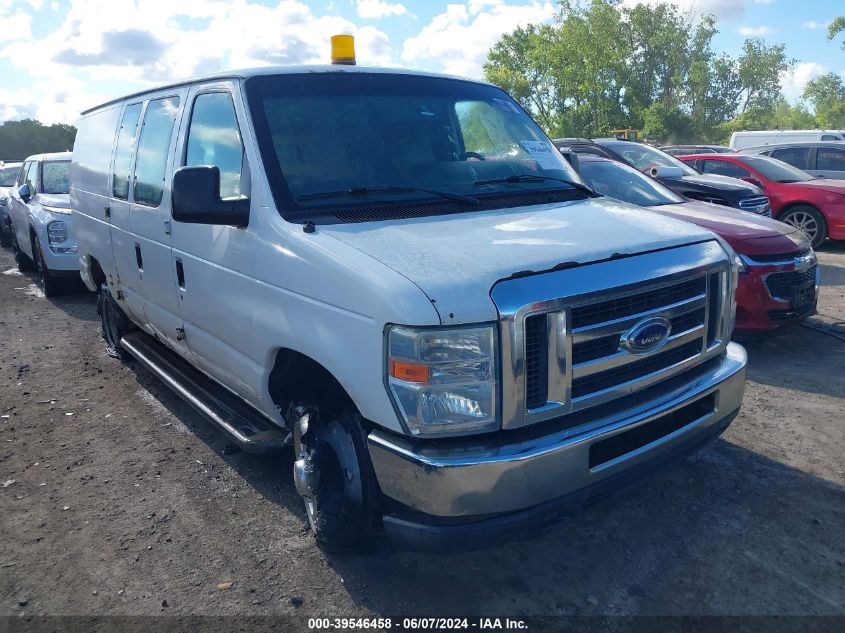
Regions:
[[368, 342, 747, 552], [734, 263, 819, 333]]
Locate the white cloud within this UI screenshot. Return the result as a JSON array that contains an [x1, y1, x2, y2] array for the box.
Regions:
[[0, 0, 395, 124], [357, 0, 408, 19], [402, 0, 555, 78], [620, 0, 769, 21], [738, 25, 774, 36], [803, 20, 829, 30], [781, 62, 828, 101]]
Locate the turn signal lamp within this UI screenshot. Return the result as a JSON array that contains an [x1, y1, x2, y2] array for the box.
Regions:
[[331, 34, 356, 65]]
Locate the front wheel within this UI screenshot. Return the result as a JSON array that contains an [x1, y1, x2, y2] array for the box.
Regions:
[[779, 205, 827, 249], [33, 239, 63, 297], [97, 283, 133, 358], [290, 405, 376, 550]]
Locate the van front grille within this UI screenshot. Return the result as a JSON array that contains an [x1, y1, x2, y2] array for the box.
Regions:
[[521, 269, 724, 419]]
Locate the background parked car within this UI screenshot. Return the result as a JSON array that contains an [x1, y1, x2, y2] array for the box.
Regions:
[[0, 160, 22, 247], [730, 130, 845, 150], [741, 142, 845, 180], [577, 155, 817, 334], [662, 144, 735, 156], [679, 153, 845, 249], [554, 138, 771, 215], [6, 152, 78, 295]]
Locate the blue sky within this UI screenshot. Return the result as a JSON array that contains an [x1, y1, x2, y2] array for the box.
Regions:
[[0, 0, 842, 124]]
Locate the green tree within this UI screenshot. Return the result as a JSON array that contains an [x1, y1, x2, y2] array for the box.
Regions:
[[828, 16, 845, 49], [803, 73, 845, 127], [736, 38, 792, 114], [0, 120, 76, 159]]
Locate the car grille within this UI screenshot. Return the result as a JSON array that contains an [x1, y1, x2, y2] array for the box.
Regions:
[[765, 266, 818, 300], [738, 196, 771, 216], [523, 270, 725, 418], [744, 246, 811, 264]]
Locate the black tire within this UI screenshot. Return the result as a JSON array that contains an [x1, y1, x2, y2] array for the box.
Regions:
[[97, 282, 133, 358], [779, 205, 827, 249], [33, 238, 63, 297], [290, 404, 376, 550], [11, 231, 33, 272]]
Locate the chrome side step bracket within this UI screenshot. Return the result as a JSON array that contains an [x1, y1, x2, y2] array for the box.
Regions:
[[120, 331, 285, 454]]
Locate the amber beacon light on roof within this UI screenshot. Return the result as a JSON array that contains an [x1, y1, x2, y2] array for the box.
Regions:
[[331, 34, 356, 65]]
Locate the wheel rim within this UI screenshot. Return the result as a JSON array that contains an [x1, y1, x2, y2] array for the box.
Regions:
[[784, 211, 819, 242]]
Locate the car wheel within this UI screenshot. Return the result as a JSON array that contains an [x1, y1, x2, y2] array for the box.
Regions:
[[33, 238, 63, 297], [779, 205, 827, 249], [11, 232, 33, 272], [97, 282, 133, 358], [290, 404, 376, 550]]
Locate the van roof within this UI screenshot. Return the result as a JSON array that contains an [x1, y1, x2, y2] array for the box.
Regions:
[[732, 129, 845, 135], [80, 65, 494, 115]]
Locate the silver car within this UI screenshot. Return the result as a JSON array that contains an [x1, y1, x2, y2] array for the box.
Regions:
[[742, 142, 845, 180], [6, 152, 79, 295], [0, 160, 22, 247]]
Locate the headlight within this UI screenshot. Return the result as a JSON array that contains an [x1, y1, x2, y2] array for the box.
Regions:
[[386, 324, 498, 436], [47, 220, 68, 244]]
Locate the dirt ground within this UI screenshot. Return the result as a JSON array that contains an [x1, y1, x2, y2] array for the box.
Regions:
[[1, 243, 843, 619]]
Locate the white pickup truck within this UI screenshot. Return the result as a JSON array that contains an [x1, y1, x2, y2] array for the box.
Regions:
[[70, 59, 746, 552]]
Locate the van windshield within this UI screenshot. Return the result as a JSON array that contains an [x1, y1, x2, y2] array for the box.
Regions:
[[246, 72, 586, 223]]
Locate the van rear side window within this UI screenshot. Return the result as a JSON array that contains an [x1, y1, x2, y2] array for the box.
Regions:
[[133, 97, 180, 207], [112, 103, 142, 200]]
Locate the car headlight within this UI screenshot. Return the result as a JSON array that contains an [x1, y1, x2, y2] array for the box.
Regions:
[[386, 324, 498, 436], [47, 220, 68, 244]]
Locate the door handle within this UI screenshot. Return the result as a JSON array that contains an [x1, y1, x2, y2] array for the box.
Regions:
[[164, 219, 171, 235], [175, 258, 185, 289], [134, 243, 143, 270]]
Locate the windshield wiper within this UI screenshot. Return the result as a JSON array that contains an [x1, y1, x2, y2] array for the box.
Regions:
[[473, 174, 598, 197], [297, 185, 480, 206]]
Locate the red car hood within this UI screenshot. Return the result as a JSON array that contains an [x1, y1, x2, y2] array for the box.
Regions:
[[792, 178, 845, 195], [651, 200, 808, 255]]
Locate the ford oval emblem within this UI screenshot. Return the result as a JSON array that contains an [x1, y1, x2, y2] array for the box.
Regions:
[[620, 317, 672, 354]]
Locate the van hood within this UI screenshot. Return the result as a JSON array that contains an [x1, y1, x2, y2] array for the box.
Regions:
[[651, 200, 805, 256], [321, 198, 718, 323]]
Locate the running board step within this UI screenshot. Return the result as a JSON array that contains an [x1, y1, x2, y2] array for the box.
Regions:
[[120, 331, 285, 454]]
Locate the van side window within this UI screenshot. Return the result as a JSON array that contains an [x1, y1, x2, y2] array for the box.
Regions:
[[821, 135, 840, 141], [133, 97, 180, 207], [185, 92, 244, 198], [771, 147, 810, 170], [112, 104, 142, 200]]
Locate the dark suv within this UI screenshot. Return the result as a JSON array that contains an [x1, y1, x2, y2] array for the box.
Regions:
[[742, 142, 845, 180], [554, 138, 771, 215]]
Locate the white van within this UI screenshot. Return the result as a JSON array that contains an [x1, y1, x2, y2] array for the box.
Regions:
[[730, 130, 845, 150], [70, 51, 746, 551]]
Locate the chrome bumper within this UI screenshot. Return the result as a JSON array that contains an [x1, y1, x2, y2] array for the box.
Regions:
[[368, 342, 746, 518]]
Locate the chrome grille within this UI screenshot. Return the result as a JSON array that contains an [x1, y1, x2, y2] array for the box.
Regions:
[[738, 196, 771, 215], [493, 241, 732, 430]]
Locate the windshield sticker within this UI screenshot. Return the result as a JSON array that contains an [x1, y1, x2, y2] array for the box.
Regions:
[[494, 98, 520, 114], [520, 140, 560, 170]]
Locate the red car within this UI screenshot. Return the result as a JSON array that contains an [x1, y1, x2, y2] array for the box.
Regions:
[[679, 153, 845, 248], [578, 156, 819, 334]]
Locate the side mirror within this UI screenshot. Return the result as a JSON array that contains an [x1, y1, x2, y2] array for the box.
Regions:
[[739, 176, 765, 190], [18, 182, 31, 202], [557, 148, 581, 175], [171, 166, 249, 226], [648, 165, 685, 179]]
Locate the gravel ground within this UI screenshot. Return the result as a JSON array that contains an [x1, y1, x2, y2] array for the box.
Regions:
[[1, 243, 843, 619]]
